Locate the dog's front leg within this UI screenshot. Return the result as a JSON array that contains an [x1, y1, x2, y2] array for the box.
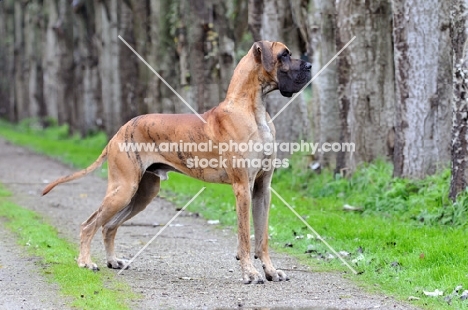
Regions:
[[252, 172, 288, 281], [233, 182, 264, 284]]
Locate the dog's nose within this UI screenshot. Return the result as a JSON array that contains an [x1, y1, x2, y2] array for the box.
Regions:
[[304, 62, 312, 70]]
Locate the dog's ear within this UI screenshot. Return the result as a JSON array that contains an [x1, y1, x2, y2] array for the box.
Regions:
[[253, 41, 274, 73]]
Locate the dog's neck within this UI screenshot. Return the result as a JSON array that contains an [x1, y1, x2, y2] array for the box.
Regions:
[[225, 50, 277, 101], [222, 50, 277, 128]]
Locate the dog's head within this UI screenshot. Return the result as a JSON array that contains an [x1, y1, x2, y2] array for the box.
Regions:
[[252, 41, 312, 97]]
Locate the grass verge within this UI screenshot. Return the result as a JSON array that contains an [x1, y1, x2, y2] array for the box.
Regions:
[[0, 184, 136, 309], [1, 119, 468, 309]]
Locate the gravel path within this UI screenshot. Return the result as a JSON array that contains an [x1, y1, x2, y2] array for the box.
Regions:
[[0, 138, 418, 309], [0, 222, 70, 310]]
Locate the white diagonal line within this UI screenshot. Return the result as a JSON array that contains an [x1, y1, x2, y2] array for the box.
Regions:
[[118, 35, 207, 124], [269, 186, 358, 275], [269, 36, 356, 123], [118, 187, 206, 274]]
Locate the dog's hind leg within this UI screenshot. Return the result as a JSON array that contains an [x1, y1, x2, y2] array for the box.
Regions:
[[77, 166, 141, 270], [102, 172, 161, 269]]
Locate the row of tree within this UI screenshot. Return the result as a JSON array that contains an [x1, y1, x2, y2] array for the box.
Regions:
[[1, 0, 468, 200]]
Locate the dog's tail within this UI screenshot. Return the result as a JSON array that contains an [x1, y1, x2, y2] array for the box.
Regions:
[[42, 147, 108, 196]]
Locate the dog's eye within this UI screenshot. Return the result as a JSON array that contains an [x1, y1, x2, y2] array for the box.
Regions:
[[281, 51, 291, 60]]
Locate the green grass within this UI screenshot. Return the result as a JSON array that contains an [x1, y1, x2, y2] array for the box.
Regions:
[[0, 118, 108, 173], [0, 185, 136, 309], [1, 119, 468, 309]]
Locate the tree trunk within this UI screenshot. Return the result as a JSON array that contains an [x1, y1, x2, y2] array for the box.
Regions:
[[259, 0, 310, 158], [449, 0, 468, 200], [335, 0, 395, 175], [188, 0, 208, 112], [26, 1, 46, 120], [130, 0, 150, 115], [172, 0, 237, 114], [213, 2, 236, 102], [248, 0, 263, 42], [0, 0, 16, 121], [95, 0, 138, 136], [14, 0, 29, 121], [95, 0, 117, 135], [392, 0, 452, 178], [73, 0, 100, 135], [175, 0, 196, 113], [118, 1, 139, 123], [147, 0, 177, 114], [307, 0, 340, 168], [43, 0, 74, 126]]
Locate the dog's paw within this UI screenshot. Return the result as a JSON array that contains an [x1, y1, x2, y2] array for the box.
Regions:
[[242, 269, 264, 284], [107, 258, 130, 270], [78, 261, 100, 271], [264, 266, 289, 282]]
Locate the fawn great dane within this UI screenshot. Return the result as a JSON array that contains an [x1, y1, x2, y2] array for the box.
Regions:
[[43, 41, 312, 284]]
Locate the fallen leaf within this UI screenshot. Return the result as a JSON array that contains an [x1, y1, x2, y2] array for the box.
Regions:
[[453, 285, 463, 294], [338, 250, 350, 258], [169, 223, 184, 227], [352, 253, 365, 264], [343, 204, 363, 212], [423, 289, 443, 297], [309, 162, 320, 171], [461, 290, 468, 300]]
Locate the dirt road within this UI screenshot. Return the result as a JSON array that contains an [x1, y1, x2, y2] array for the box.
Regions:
[[0, 138, 417, 309]]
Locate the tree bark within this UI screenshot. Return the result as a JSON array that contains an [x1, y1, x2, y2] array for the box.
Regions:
[[335, 0, 395, 175], [0, 0, 16, 121], [449, 0, 468, 200], [73, 0, 100, 135], [392, 0, 452, 178], [147, 0, 177, 114], [188, 0, 208, 112], [95, 0, 118, 135], [259, 0, 310, 158], [307, 0, 340, 168], [213, 2, 236, 102], [118, 0, 139, 123], [174, 0, 196, 113], [14, 0, 30, 121], [130, 0, 150, 115], [43, 0, 74, 126], [95, 0, 138, 136], [248, 0, 263, 42]]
